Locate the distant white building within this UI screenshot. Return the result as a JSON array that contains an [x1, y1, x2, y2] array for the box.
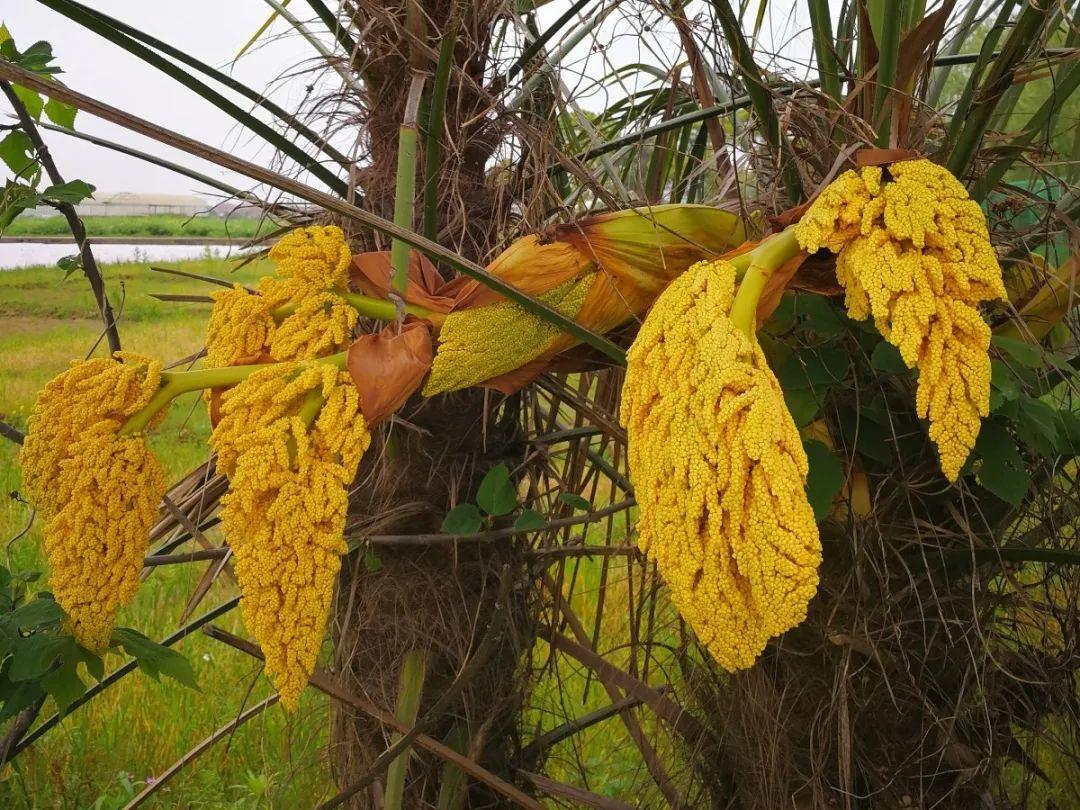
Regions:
[[77, 192, 209, 217], [24, 192, 209, 217]]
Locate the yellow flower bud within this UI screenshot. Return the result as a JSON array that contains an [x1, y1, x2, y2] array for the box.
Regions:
[[206, 286, 274, 368], [423, 273, 595, 396]]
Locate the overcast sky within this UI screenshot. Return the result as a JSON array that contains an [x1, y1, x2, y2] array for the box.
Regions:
[[1, 1, 824, 202]]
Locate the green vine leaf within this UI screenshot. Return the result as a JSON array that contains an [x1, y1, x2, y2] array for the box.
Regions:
[[43, 96, 76, 129], [558, 492, 591, 512], [441, 503, 483, 535], [363, 547, 383, 573], [870, 341, 907, 374], [803, 439, 844, 522], [113, 628, 198, 689], [992, 334, 1043, 368], [8, 634, 69, 682], [41, 179, 95, 205], [0, 675, 44, 725], [796, 295, 846, 339], [513, 509, 547, 532], [12, 84, 43, 121], [476, 463, 516, 517], [975, 422, 1030, 507], [0, 131, 36, 177], [0, 183, 41, 233], [5, 596, 63, 633], [41, 659, 85, 712], [57, 254, 82, 278]]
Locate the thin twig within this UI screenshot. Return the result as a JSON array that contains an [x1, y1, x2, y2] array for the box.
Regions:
[[0, 420, 25, 445], [0, 695, 46, 768], [518, 691, 647, 765], [122, 694, 279, 809], [527, 544, 639, 560], [518, 770, 636, 810], [351, 498, 634, 546], [0, 80, 121, 354], [149, 265, 254, 291], [143, 548, 229, 566], [149, 293, 214, 303]]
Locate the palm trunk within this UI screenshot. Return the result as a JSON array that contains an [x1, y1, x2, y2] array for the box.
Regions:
[[330, 3, 534, 806]]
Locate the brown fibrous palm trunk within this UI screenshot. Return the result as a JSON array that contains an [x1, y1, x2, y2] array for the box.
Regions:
[[328, 3, 542, 806]]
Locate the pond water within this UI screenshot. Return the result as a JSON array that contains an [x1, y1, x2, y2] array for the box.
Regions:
[[0, 242, 254, 271]]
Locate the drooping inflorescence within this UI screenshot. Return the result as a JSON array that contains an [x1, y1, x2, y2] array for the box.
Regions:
[[423, 272, 596, 396], [200, 226, 378, 709], [267, 224, 352, 291], [210, 361, 338, 475], [19, 355, 167, 650], [204, 225, 356, 369], [211, 362, 370, 710], [794, 159, 1006, 480], [206, 285, 275, 368], [621, 259, 822, 671], [269, 292, 359, 362]]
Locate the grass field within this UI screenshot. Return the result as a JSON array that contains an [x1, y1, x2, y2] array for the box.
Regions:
[[5, 215, 275, 240], [0, 258, 334, 808]]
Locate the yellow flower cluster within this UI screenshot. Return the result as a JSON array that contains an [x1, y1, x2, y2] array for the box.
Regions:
[[212, 363, 370, 710], [795, 166, 881, 254], [211, 362, 340, 476], [621, 260, 821, 671], [269, 292, 358, 361], [204, 226, 355, 368], [423, 273, 596, 396], [267, 224, 352, 290], [206, 286, 275, 367], [19, 355, 166, 650], [794, 159, 1006, 480]]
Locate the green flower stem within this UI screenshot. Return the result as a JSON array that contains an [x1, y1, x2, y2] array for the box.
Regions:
[[286, 386, 327, 462], [730, 228, 802, 339], [119, 352, 348, 436], [297, 386, 327, 428], [384, 648, 429, 810], [727, 248, 755, 277], [271, 291, 431, 323], [391, 75, 426, 296]]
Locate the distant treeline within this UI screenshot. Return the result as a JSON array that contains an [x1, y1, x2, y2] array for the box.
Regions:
[[5, 215, 275, 239]]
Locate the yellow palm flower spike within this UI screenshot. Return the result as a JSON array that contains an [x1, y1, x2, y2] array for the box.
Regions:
[[794, 159, 1006, 481], [423, 272, 596, 396], [621, 258, 821, 671], [210, 361, 340, 476], [205, 285, 275, 368], [19, 355, 167, 650], [213, 363, 370, 710], [267, 224, 352, 292], [205, 226, 355, 370], [269, 292, 359, 362]]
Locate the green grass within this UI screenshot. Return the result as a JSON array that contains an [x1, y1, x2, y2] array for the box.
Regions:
[[0, 257, 335, 808], [5, 215, 275, 239]]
